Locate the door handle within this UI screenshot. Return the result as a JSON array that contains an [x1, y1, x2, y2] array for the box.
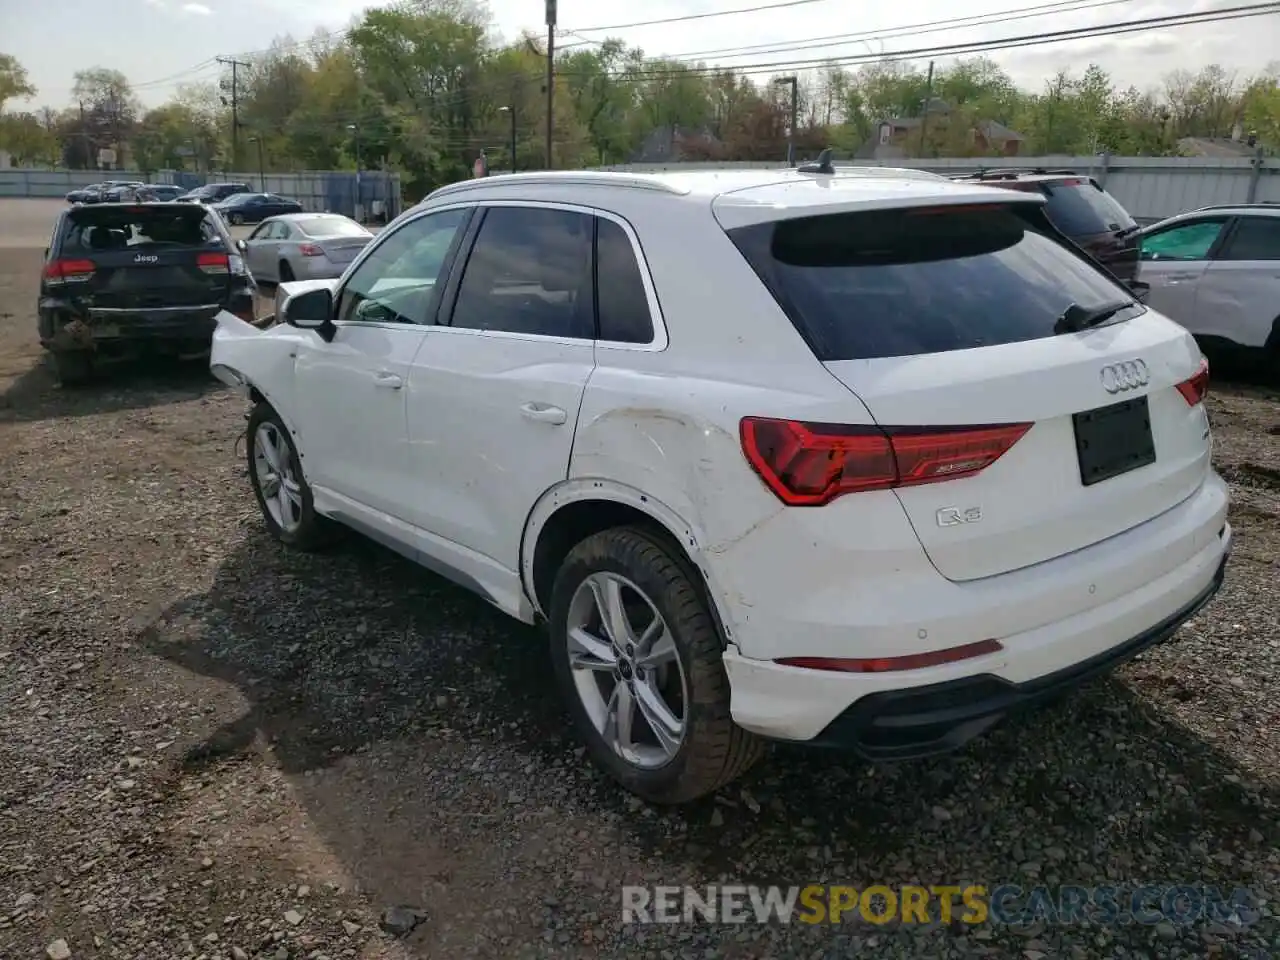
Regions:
[[520, 402, 567, 425], [374, 372, 403, 389]]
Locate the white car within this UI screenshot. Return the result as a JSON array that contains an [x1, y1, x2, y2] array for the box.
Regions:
[[210, 162, 1230, 803], [1138, 203, 1280, 364]]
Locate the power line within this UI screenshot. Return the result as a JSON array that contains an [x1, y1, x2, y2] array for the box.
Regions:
[[605, 0, 1135, 62], [556, 3, 1280, 80], [566, 0, 837, 33]]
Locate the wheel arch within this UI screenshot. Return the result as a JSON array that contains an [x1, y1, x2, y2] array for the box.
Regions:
[[521, 480, 736, 646]]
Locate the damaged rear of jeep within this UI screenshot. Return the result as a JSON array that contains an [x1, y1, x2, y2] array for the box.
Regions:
[[38, 203, 258, 385]]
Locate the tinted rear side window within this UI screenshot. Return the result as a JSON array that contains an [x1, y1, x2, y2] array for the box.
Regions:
[[1219, 216, 1280, 260], [1041, 179, 1136, 236], [596, 218, 655, 344], [726, 205, 1140, 362]]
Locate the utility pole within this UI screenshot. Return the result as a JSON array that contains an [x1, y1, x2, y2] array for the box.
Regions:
[[773, 76, 798, 166], [545, 0, 556, 169], [216, 56, 250, 173], [918, 60, 935, 158]]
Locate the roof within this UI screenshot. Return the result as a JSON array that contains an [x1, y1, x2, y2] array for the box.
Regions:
[[977, 120, 1026, 142], [423, 168, 1045, 229]]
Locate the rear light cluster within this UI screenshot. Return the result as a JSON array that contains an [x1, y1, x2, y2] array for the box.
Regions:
[[298, 243, 324, 257], [740, 417, 1031, 507], [1176, 357, 1210, 406], [197, 252, 230, 275], [43, 258, 96, 283], [777, 638, 1003, 673]]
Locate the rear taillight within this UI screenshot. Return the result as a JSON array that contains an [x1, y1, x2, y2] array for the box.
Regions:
[[740, 417, 1032, 507], [1176, 357, 1209, 406], [43, 258, 96, 284], [197, 252, 230, 275], [777, 638, 1003, 673], [298, 243, 323, 257]]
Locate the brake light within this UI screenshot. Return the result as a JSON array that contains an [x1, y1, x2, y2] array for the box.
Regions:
[[1176, 357, 1210, 406], [197, 252, 230, 275], [740, 417, 1032, 506], [43, 258, 96, 283], [298, 243, 323, 257], [777, 639, 1003, 673]]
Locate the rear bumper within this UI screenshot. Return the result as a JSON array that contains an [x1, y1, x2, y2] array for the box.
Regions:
[[805, 551, 1226, 759], [41, 308, 221, 349], [720, 473, 1231, 748]]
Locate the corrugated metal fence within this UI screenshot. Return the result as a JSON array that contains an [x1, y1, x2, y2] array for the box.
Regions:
[[0, 168, 403, 221], [593, 153, 1278, 224]]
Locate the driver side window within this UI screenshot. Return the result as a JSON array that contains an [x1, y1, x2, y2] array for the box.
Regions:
[[337, 207, 470, 326]]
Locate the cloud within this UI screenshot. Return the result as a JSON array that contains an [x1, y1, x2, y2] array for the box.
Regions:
[[182, 2, 212, 13]]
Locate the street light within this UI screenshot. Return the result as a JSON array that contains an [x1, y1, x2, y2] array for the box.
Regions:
[[347, 123, 362, 222], [498, 105, 517, 173], [246, 136, 265, 190]]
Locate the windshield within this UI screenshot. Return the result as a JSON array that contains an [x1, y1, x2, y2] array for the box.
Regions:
[[1040, 179, 1137, 236], [297, 217, 367, 238], [726, 204, 1141, 361]]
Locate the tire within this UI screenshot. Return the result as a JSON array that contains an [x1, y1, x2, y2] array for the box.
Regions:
[[246, 402, 335, 550], [278, 261, 294, 282], [230, 212, 244, 225], [51, 350, 93, 386], [549, 525, 765, 804]]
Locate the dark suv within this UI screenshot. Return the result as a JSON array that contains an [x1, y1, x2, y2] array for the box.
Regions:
[[177, 182, 254, 204], [950, 169, 1142, 285], [38, 202, 257, 384]]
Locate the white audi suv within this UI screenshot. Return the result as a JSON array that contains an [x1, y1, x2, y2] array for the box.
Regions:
[[210, 159, 1230, 803]]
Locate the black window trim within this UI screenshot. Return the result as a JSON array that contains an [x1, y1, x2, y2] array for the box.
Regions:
[[429, 200, 666, 350], [1141, 214, 1235, 262], [329, 202, 477, 329]]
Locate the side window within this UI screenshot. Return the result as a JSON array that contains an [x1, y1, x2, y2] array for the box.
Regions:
[[247, 222, 271, 241], [1140, 219, 1226, 262], [449, 206, 594, 339], [336, 207, 469, 326], [1218, 217, 1280, 261], [275, 223, 293, 240], [596, 217, 655, 344]]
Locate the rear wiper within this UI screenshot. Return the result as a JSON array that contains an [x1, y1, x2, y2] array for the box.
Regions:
[[1053, 300, 1133, 334]]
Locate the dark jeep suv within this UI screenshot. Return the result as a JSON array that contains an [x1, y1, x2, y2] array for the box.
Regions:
[[38, 202, 257, 384], [950, 169, 1142, 285]]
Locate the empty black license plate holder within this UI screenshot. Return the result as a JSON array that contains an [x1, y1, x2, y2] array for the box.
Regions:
[[1073, 395, 1156, 486]]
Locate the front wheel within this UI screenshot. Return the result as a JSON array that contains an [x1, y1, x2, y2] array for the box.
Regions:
[[246, 403, 335, 550], [549, 526, 765, 804], [230, 212, 244, 225]]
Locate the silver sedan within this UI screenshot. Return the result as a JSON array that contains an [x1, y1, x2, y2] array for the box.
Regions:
[[236, 213, 374, 283]]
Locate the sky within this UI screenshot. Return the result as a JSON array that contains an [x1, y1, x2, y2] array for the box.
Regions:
[[1, 0, 1278, 111]]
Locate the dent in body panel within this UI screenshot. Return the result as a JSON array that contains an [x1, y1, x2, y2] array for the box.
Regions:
[[209, 311, 305, 438]]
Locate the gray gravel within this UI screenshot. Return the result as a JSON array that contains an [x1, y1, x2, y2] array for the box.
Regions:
[[1, 241, 1278, 958]]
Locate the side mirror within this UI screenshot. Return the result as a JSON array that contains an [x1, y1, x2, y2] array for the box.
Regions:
[[283, 288, 336, 341], [1129, 280, 1151, 304], [236, 238, 247, 252]]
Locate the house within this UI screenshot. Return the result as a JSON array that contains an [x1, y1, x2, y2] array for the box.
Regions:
[[855, 100, 1025, 159]]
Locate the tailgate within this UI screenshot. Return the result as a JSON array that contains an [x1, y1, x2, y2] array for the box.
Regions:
[[722, 197, 1213, 583]]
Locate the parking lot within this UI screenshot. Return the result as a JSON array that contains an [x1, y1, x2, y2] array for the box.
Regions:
[[0, 196, 1277, 959]]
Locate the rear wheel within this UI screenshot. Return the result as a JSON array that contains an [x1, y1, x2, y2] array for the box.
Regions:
[[50, 350, 93, 387], [278, 261, 294, 282], [549, 526, 765, 803], [246, 403, 335, 550], [230, 212, 245, 225]]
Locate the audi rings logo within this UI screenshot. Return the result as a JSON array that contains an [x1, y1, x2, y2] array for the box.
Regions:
[[1100, 359, 1149, 394]]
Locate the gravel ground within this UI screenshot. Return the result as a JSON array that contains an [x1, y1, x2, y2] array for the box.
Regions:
[[1, 204, 1278, 959]]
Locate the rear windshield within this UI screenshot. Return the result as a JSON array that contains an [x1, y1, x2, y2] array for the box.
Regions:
[[62, 209, 222, 253], [1040, 179, 1136, 236], [297, 217, 367, 237], [726, 204, 1141, 362]]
